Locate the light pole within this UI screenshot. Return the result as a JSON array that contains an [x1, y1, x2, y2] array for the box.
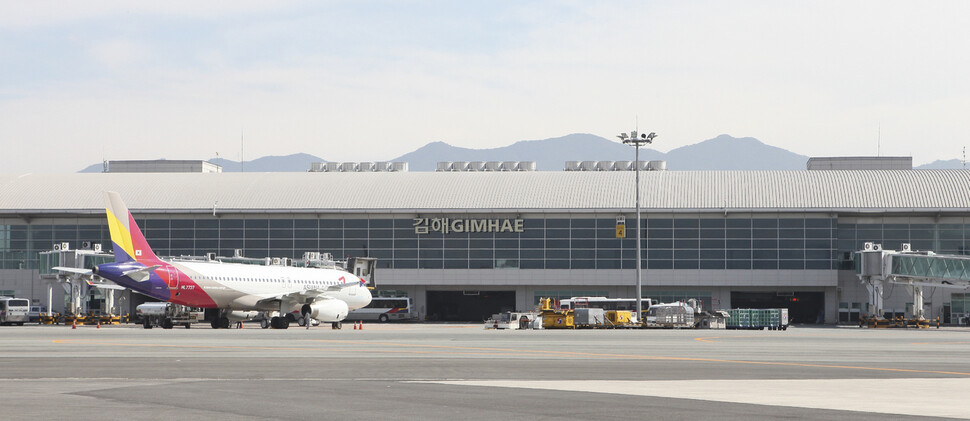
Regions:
[[617, 130, 657, 322]]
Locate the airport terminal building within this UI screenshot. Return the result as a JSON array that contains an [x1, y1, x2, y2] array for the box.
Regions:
[[2, 167, 970, 323]]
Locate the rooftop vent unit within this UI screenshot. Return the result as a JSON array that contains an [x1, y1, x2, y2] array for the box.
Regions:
[[647, 160, 667, 171], [468, 161, 486, 171], [564, 161, 581, 171], [614, 161, 633, 171], [436, 162, 453, 172], [358, 162, 375, 172], [340, 162, 358, 172], [596, 161, 615, 171]]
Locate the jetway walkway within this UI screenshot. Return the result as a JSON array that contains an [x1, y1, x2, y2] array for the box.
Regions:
[[856, 243, 970, 327]]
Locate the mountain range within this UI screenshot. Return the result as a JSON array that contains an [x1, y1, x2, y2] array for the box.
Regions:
[[78, 134, 965, 172]]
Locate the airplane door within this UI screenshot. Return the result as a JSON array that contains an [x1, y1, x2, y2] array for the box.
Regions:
[[166, 266, 180, 290]]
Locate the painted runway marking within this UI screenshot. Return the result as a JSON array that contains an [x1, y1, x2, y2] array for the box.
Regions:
[[53, 338, 970, 377], [415, 378, 970, 419]]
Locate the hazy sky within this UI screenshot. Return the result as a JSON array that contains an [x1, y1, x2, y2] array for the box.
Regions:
[[2, 1, 968, 173]]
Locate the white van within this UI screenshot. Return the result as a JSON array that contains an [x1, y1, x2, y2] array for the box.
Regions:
[[0, 297, 30, 326]]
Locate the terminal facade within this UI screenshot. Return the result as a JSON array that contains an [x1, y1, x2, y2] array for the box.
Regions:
[[1, 167, 969, 324]]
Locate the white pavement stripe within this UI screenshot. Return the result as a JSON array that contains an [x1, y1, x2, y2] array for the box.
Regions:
[[417, 378, 970, 419]]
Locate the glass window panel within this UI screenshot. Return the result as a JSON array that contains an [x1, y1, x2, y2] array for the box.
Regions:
[[294, 239, 317, 249], [572, 229, 595, 239], [597, 218, 619, 228], [648, 260, 673, 269], [270, 228, 294, 239], [546, 260, 569, 269], [220, 219, 243, 228], [648, 228, 673, 238], [293, 219, 317, 229], [727, 260, 751, 269], [419, 249, 442, 259], [753, 260, 778, 269], [779, 260, 804, 269], [269, 220, 293, 229], [546, 219, 570, 228], [779, 249, 803, 259], [674, 229, 699, 239], [521, 249, 544, 259], [805, 239, 831, 249], [726, 229, 751, 239], [496, 249, 518, 259], [269, 239, 292, 249], [495, 239, 518, 249], [444, 249, 467, 259], [805, 229, 831, 239], [546, 229, 570, 239], [727, 249, 751, 259], [726, 239, 750, 249], [674, 249, 698, 260], [674, 219, 698, 228], [572, 219, 596, 228], [806, 261, 832, 269], [546, 249, 570, 259], [444, 260, 468, 269], [650, 249, 673, 259], [674, 239, 699, 249], [170, 230, 194, 239], [726, 219, 751, 228], [779, 239, 804, 249], [419, 259, 443, 269], [700, 239, 724, 249], [245, 219, 268, 228], [700, 260, 725, 269], [753, 219, 777, 228], [649, 219, 673, 228], [700, 228, 725, 238], [778, 229, 803, 239], [597, 249, 621, 259], [571, 249, 594, 259], [524, 219, 545, 229], [700, 219, 725, 228], [320, 239, 343, 249], [674, 260, 699, 269], [700, 249, 724, 259], [344, 219, 367, 229], [753, 239, 778, 248], [779, 219, 804, 228], [752, 229, 776, 239], [649, 239, 673, 248], [394, 259, 417, 269], [520, 260, 544, 269], [806, 250, 831, 260], [294, 228, 316, 239], [805, 218, 831, 228], [544, 239, 569, 249], [522, 239, 544, 248], [753, 249, 777, 259], [246, 229, 268, 238], [570, 239, 595, 248]]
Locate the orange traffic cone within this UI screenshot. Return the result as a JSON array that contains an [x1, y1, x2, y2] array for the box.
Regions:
[[97, 320, 101, 329], [353, 321, 358, 330], [359, 321, 363, 330], [71, 319, 76, 329]]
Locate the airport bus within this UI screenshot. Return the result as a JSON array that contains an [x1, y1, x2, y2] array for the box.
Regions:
[[0, 297, 30, 326], [345, 297, 415, 322]]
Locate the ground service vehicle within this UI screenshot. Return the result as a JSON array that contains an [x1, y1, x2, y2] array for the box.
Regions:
[[0, 297, 30, 326], [135, 302, 205, 329], [346, 297, 415, 322]]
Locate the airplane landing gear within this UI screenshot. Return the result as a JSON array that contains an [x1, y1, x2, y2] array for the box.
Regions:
[[331, 321, 342, 330]]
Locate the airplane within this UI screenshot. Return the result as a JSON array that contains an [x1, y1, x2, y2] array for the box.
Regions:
[[59, 191, 372, 329]]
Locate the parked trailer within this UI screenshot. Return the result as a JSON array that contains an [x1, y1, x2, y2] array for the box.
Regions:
[[484, 312, 540, 329], [726, 308, 789, 330], [645, 302, 695, 328]]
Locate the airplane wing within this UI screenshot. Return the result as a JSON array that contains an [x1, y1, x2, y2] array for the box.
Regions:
[[52, 266, 94, 276]]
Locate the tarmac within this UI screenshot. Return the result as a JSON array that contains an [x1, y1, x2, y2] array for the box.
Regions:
[[2, 323, 970, 420]]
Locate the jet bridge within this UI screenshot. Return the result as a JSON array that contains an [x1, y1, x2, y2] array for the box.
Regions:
[[856, 242, 970, 327]]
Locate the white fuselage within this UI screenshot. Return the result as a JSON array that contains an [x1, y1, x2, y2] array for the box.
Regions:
[[167, 260, 372, 312]]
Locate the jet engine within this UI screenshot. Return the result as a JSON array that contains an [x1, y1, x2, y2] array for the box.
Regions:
[[301, 300, 349, 322], [226, 310, 259, 321]]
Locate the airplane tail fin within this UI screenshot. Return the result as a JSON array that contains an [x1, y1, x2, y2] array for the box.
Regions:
[[103, 191, 160, 264]]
